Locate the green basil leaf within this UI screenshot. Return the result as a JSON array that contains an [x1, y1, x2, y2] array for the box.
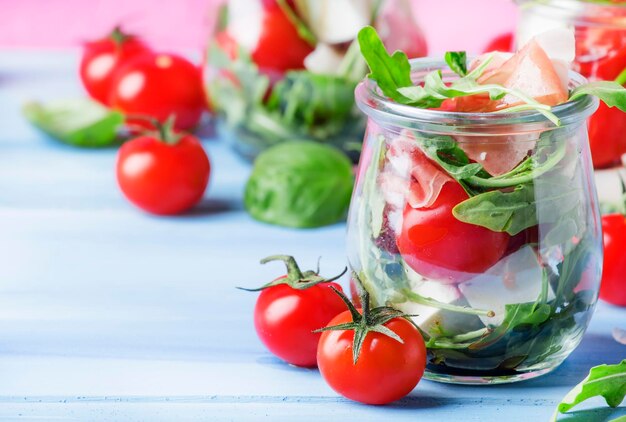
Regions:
[[453, 184, 535, 235], [444, 51, 467, 77], [23, 99, 124, 147], [244, 141, 354, 228], [357, 26, 414, 104], [453, 176, 580, 236], [552, 360, 626, 421], [570, 81, 626, 112]]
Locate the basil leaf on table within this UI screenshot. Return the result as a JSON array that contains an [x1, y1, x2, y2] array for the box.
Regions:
[[551, 360, 626, 422], [23, 99, 124, 147], [244, 141, 354, 228]]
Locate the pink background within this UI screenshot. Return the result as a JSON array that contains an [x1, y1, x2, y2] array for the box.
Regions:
[[0, 0, 517, 54]]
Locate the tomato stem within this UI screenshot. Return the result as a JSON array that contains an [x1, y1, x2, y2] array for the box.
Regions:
[[260, 255, 305, 280], [316, 275, 412, 364], [238, 255, 347, 292], [110, 25, 131, 47]]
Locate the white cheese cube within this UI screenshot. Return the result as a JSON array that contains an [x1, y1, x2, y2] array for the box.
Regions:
[[395, 265, 484, 337], [304, 43, 345, 75], [595, 167, 626, 206], [227, 0, 263, 52], [296, 0, 376, 44], [459, 246, 554, 327]]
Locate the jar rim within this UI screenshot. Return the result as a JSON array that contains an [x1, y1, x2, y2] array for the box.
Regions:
[[354, 57, 599, 135]]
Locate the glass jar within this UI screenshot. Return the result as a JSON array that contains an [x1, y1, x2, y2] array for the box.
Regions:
[[516, 0, 626, 169], [347, 58, 602, 384], [204, 0, 427, 162]]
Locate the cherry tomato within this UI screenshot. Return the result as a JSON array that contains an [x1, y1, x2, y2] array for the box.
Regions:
[[483, 32, 514, 53], [255, 281, 346, 367], [250, 6, 314, 73], [110, 53, 206, 131], [260, 0, 296, 9], [600, 214, 626, 306], [79, 27, 151, 106], [588, 102, 626, 168], [575, 28, 626, 168], [396, 182, 509, 283], [116, 129, 210, 215], [317, 310, 426, 405], [250, 256, 347, 367]]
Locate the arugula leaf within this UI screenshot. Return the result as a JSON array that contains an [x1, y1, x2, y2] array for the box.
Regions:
[[469, 302, 552, 349], [444, 51, 467, 77], [552, 360, 626, 421], [399, 70, 561, 125], [23, 99, 124, 147], [357, 26, 414, 104], [570, 81, 626, 112]]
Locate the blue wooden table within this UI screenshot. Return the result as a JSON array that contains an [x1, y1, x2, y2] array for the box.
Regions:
[[0, 51, 624, 422]]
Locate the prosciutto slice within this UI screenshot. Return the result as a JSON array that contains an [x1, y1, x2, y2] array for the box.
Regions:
[[381, 131, 453, 211]]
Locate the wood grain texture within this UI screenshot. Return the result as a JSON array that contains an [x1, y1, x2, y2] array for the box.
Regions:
[[0, 51, 625, 422]]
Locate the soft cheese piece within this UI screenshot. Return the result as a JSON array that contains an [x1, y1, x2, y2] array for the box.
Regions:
[[595, 167, 626, 206], [516, 0, 582, 49], [296, 0, 376, 44], [395, 264, 485, 337], [227, 0, 264, 52], [459, 246, 554, 326], [304, 43, 345, 75]]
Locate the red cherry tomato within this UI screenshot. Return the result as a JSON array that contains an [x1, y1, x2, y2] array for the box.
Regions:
[[317, 310, 426, 405], [251, 6, 314, 73], [79, 27, 151, 106], [116, 131, 210, 215], [574, 28, 626, 168], [396, 182, 509, 282], [254, 280, 346, 367], [483, 32, 514, 53], [588, 102, 626, 168], [600, 214, 626, 306], [110, 53, 206, 131]]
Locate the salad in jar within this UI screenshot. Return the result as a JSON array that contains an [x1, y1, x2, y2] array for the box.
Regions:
[[205, 0, 427, 161], [348, 26, 626, 383]]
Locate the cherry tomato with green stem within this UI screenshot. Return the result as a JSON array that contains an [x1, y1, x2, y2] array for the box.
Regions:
[[116, 118, 210, 215], [317, 282, 426, 405], [241, 255, 347, 368], [79, 26, 152, 106]]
